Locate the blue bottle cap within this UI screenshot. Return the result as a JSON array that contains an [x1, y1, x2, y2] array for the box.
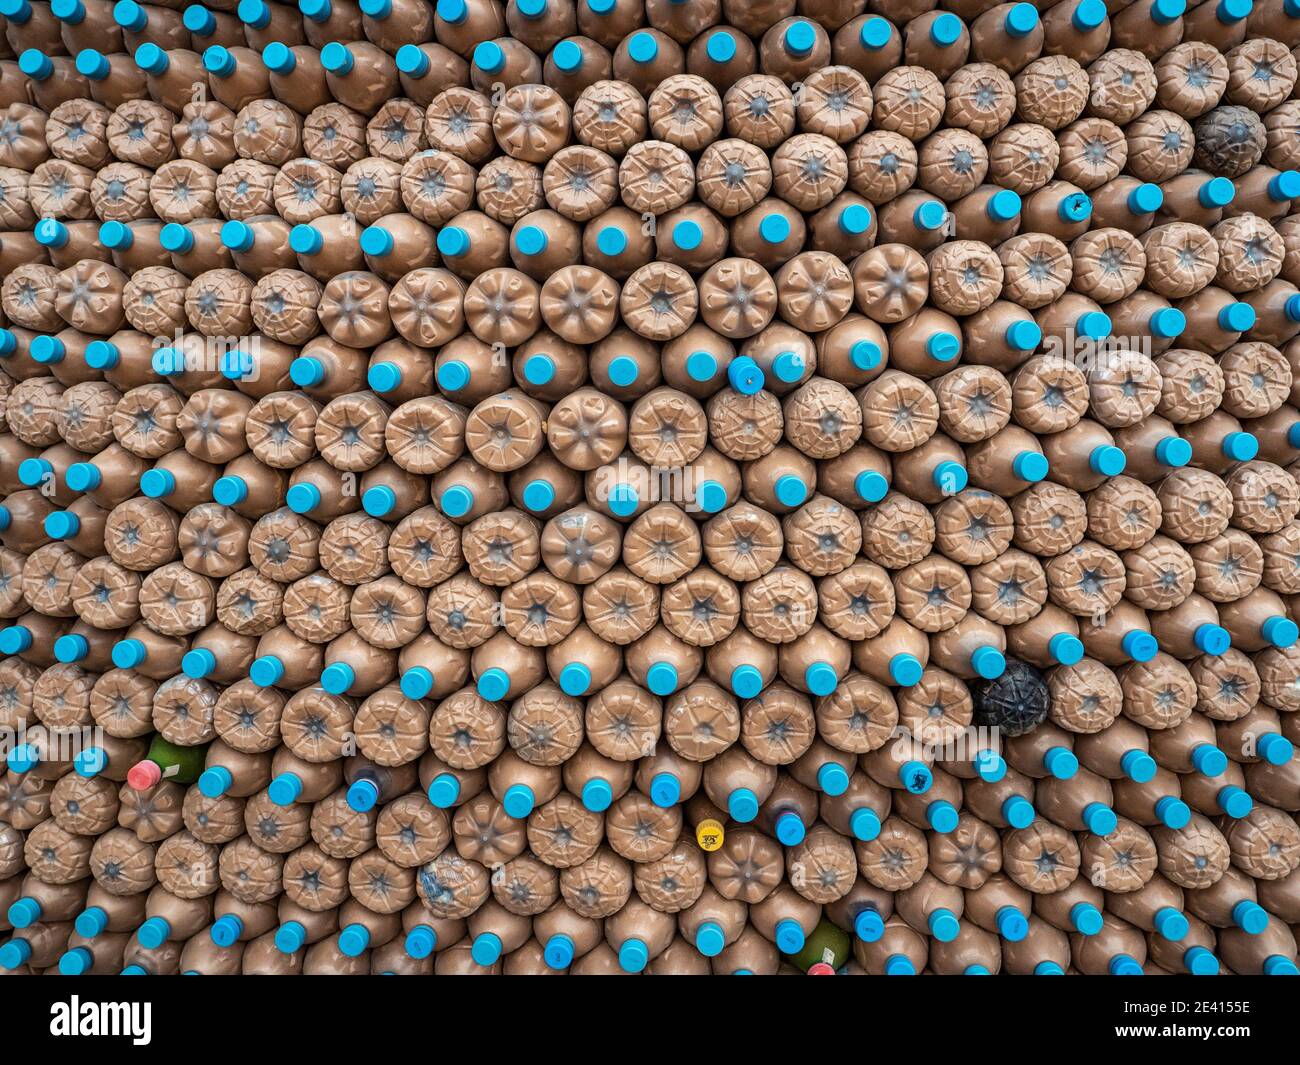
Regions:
[[609, 936, 650, 973], [521, 478, 555, 512], [974, 749, 1006, 783], [0, 507, 11, 532], [970, 645, 1006, 680], [1192, 623, 1230, 656], [914, 199, 947, 231], [395, 43, 430, 76], [159, 222, 194, 253], [1232, 899, 1269, 935], [544, 933, 575, 969], [397, 665, 434, 702], [730, 664, 763, 699], [1155, 795, 1191, 829], [816, 764, 847, 795], [289, 224, 324, 255], [437, 359, 470, 392], [0, 0, 31, 15], [1048, 632, 1084, 666], [1264, 955, 1300, 975], [899, 760, 932, 794], [435, 225, 470, 258], [1216, 0, 1250, 21], [928, 908, 960, 942], [859, 14, 892, 49], [1199, 175, 1236, 208], [209, 914, 243, 947], [850, 338, 882, 371], [1071, 902, 1103, 936], [691, 478, 725, 515], [1154, 435, 1192, 468], [514, 225, 548, 257], [1217, 785, 1252, 819], [594, 226, 626, 257], [1270, 169, 1300, 202], [220, 219, 254, 251], [66, 462, 102, 492], [237, 0, 270, 23], [440, 484, 474, 518], [34, 217, 68, 248], [183, 3, 216, 33], [18, 457, 51, 485], [198, 766, 233, 799], [806, 662, 839, 697], [773, 350, 805, 382], [337, 923, 370, 957], [320, 42, 354, 75], [7, 898, 41, 929], [319, 661, 354, 695], [268, 772, 302, 805], [695, 921, 725, 957], [477, 666, 510, 702], [1258, 732, 1294, 765], [1129, 182, 1164, 214], [5, 743, 38, 774], [581, 777, 613, 812], [54, 634, 89, 663], [1083, 801, 1118, 836], [1072, 0, 1107, 28], [774, 475, 807, 507], [1219, 302, 1255, 332], [114, 0, 145, 27], [932, 460, 967, 494], [987, 188, 1022, 222], [182, 647, 217, 679], [930, 11, 962, 45], [362, 485, 397, 517], [140, 468, 176, 498], [559, 661, 592, 696], [31, 335, 66, 364], [927, 799, 959, 833], [884, 953, 915, 975], [1005, 2, 1038, 34], [151, 346, 184, 376], [1086, 444, 1124, 477], [774, 810, 805, 846], [1109, 953, 1144, 975], [404, 925, 436, 959], [212, 475, 249, 507], [132, 41, 173, 76], [672, 219, 703, 251], [1077, 310, 1111, 340], [927, 331, 960, 362], [727, 355, 764, 394], [426, 773, 460, 808], [728, 786, 759, 822], [0, 939, 32, 969], [1147, 306, 1185, 339], [1059, 192, 1092, 222], [783, 18, 817, 55], [436, 0, 466, 20], [502, 783, 536, 820], [1218, 430, 1258, 463], [111, 638, 147, 669], [58, 947, 93, 976], [249, 654, 285, 687], [37, 507, 71, 538], [650, 772, 680, 807], [52, 0, 82, 16], [854, 469, 889, 503], [346, 777, 380, 812], [837, 202, 872, 237], [0, 625, 32, 655], [850, 806, 881, 841], [1263, 614, 1299, 648], [645, 661, 678, 696], [1121, 630, 1158, 662], [273, 921, 307, 954], [889, 653, 923, 687], [366, 361, 405, 396], [965, 964, 991, 975], [74, 747, 107, 778], [758, 213, 790, 244], [996, 906, 1028, 942], [627, 31, 658, 63], [1151, 0, 1185, 23], [1012, 450, 1048, 483], [552, 39, 584, 72], [607, 355, 639, 388], [202, 44, 236, 77], [1189, 742, 1227, 777], [1121, 749, 1157, 784], [704, 29, 736, 63], [285, 482, 321, 515], [0, 329, 14, 356], [75, 906, 109, 938], [774, 917, 806, 953], [1043, 746, 1078, 779], [1184, 946, 1220, 975]]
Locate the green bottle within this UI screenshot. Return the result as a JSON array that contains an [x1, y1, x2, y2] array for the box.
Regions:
[[790, 919, 852, 972], [126, 736, 209, 790]]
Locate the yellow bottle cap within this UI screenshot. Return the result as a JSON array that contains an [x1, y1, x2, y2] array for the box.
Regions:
[[696, 818, 724, 852]]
